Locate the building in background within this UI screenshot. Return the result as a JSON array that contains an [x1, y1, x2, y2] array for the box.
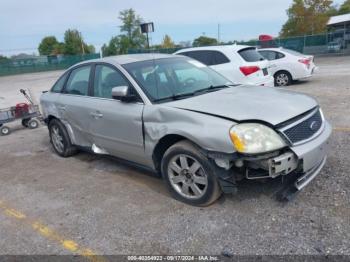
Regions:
[[327, 13, 350, 53]]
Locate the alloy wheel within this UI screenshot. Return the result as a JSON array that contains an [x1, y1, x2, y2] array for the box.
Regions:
[[51, 125, 64, 153], [167, 154, 208, 199], [276, 73, 289, 86]]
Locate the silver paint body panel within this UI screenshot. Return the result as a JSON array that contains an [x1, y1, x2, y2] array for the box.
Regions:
[[40, 55, 331, 178]]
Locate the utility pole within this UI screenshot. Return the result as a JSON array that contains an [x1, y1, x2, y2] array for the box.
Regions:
[[79, 32, 85, 55], [218, 24, 221, 44]]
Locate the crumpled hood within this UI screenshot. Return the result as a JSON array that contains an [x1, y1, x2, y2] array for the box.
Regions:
[[164, 85, 318, 126]]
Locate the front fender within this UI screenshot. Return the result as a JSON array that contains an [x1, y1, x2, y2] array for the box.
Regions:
[[143, 105, 237, 158]]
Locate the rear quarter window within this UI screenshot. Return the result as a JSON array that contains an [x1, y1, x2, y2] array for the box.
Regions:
[[238, 48, 265, 62], [51, 73, 68, 93]]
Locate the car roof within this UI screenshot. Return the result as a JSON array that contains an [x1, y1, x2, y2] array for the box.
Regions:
[[258, 47, 284, 51], [175, 44, 253, 53], [75, 53, 176, 67]]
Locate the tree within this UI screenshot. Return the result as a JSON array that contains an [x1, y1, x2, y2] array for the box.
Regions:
[[338, 0, 350, 14], [0, 55, 9, 63], [38, 36, 60, 55], [102, 36, 121, 56], [161, 35, 175, 48], [192, 36, 218, 47], [118, 9, 146, 49], [63, 29, 94, 55], [280, 0, 334, 37]]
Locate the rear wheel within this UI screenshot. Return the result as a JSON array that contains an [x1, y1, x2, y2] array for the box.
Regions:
[[49, 119, 78, 157], [22, 118, 30, 127], [0, 126, 11, 136], [27, 119, 39, 129], [275, 71, 292, 87], [161, 141, 222, 206]]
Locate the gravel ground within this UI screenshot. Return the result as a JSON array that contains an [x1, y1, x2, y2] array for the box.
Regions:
[[0, 56, 349, 256]]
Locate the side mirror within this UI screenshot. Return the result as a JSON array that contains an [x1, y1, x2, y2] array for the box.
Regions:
[[111, 86, 135, 102]]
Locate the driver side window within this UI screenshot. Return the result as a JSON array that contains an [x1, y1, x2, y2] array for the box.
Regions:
[[93, 65, 129, 99]]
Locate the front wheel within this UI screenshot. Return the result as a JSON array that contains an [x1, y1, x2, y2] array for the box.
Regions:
[[274, 71, 292, 87], [161, 141, 222, 206]]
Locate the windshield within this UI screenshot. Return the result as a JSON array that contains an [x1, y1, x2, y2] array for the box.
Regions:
[[122, 57, 234, 103]]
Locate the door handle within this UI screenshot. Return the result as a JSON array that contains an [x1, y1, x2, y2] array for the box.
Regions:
[[58, 105, 66, 111], [90, 111, 103, 119]]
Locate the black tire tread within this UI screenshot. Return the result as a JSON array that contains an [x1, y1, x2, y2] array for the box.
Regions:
[[161, 140, 222, 206], [274, 70, 292, 87], [49, 119, 78, 157]]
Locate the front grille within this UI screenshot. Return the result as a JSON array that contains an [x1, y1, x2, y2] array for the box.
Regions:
[[283, 110, 323, 144]]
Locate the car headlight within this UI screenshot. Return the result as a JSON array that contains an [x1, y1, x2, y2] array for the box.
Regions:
[[229, 123, 286, 154]]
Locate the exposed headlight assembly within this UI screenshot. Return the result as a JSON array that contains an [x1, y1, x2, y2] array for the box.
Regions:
[[229, 123, 286, 154]]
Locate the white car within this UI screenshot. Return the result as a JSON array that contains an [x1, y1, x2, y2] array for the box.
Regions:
[[258, 48, 318, 87], [174, 45, 274, 87]]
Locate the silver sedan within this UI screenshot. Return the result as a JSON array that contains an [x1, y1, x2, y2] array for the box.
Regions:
[[40, 54, 331, 206]]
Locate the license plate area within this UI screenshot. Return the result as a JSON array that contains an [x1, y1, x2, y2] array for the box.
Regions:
[[262, 68, 268, 76]]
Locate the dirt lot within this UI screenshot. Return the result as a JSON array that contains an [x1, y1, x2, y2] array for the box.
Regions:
[[0, 56, 349, 257]]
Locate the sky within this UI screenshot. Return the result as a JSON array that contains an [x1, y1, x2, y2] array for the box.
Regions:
[[0, 0, 345, 56]]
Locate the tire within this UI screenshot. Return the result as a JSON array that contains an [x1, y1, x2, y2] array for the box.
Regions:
[[48, 119, 78, 157], [274, 71, 292, 87], [22, 118, 30, 127], [0, 126, 11, 136], [27, 119, 39, 129], [161, 140, 222, 206]]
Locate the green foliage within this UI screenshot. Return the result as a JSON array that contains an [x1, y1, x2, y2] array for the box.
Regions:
[[119, 9, 146, 49], [161, 35, 175, 48], [64, 29, 86, 55], [0, 55, 9, 63], [338, 0, 350, 14], [38, 36, 60, 55], [102, 9, 147, 56], [280, 0, 334, 37], [192, 36, 218, 47], [38, 30, 95, 56]]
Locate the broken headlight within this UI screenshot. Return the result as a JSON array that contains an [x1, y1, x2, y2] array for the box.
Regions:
[[229, 123, 286, 154]]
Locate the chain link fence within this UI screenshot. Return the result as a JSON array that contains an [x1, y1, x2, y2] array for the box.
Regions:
[[0, 53, 100, 77], [128, 32, 350, 56]]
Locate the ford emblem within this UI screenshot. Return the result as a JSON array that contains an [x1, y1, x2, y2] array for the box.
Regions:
[[309, 121, 319, 131]]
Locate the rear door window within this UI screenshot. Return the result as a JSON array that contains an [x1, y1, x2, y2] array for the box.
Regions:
[[179, 50, 230, 66], [64, 66, 91, 96], [238, 48, 265, 62], [180, 51, 211, 65]]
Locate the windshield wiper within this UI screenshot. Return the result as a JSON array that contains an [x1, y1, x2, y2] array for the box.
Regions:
[[153, 84, 235, 103], [194, 84, 234, 94]]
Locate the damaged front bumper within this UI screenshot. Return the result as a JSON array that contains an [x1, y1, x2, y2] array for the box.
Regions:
[[211, 120, 332, 194]]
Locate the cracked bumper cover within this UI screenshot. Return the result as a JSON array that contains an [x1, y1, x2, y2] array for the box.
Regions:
[[212, 121, 332, 192]]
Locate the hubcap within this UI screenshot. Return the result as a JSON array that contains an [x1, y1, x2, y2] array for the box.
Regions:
[[30, 121, 37, 128], [167, 154, 208, 199], [51, 125, 64, 153], [2, 128, 9, 134], [276, 74, 289, 86]]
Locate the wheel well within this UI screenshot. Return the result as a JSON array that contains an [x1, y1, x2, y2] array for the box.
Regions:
[[152, 134, 187, 173], [274, 70, 292, 80], [47, 115, 57, 125]]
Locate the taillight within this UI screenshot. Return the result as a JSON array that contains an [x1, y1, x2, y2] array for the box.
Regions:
[[239, 66, 260, 76], [298, 58, 311, 66]]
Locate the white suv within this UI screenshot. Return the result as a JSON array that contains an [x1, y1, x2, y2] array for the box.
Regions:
[[175, 45, 274, 87]]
